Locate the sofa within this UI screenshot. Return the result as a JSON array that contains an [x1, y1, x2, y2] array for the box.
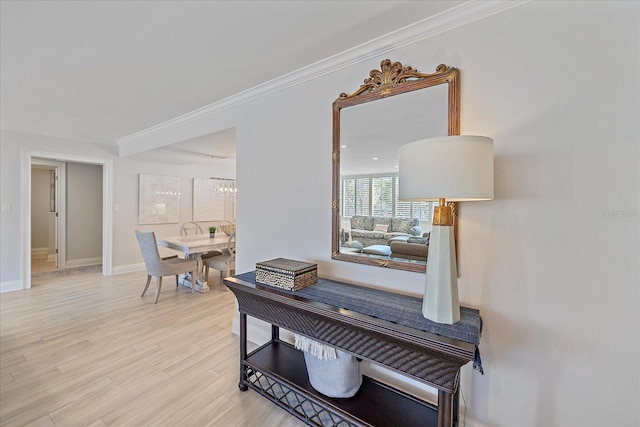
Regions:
[[390, 234, 430, 262], [348, 215, 422, 248]]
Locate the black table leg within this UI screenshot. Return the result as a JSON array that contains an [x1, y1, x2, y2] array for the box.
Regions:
[[452, 387, 460, 427], [437, 389, 453, 427], [238, 312, 248, 391]]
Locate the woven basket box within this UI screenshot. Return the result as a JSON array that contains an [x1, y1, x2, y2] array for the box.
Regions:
[[255, 258, 318, 291]]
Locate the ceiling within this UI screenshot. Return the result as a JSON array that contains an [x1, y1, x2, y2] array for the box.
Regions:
[[132, 126, 238, 166], [340, 82, 449, 175], [1, 0, 465, 158]]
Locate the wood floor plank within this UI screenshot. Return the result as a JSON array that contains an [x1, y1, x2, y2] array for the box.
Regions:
[[105, 369, 222, 426], [1, 373, 113, 426], [1, 266, 306, 426], [23, 415, 54, 427]]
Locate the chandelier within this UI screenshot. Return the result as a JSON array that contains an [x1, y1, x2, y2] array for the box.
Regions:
[[210, 177, 237, 200]]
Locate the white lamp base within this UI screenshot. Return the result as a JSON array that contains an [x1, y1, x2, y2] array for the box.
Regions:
[[422, 224, 460, 324]]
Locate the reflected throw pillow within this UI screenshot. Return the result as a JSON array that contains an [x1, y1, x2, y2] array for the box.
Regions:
[[374, 224, 389, 232]]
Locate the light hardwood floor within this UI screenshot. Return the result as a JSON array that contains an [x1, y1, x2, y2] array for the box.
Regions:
[[0, 261, 306, 427]]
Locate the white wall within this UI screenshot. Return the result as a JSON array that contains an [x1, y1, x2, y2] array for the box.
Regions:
[[111, 153, 236, 271], [139, 3, 636, 425], [0, 130, 117, 283], [66, 162, 102, 264], [1, 2, 638, 426]]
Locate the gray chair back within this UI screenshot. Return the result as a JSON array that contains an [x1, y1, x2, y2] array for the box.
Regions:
[[180, 222, 203, 236], [135, 230, 166, 276], [224, 232, 236, 257]]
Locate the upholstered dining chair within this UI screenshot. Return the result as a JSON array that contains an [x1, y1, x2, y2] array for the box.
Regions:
[[135, 230, 197, 304], [203, 231, 236, 282]]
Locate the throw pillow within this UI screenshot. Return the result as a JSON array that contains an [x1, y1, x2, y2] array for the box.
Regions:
[[373, 223, 389, 232], [395, 219, 414, 233], [351, 216, 367, 230]]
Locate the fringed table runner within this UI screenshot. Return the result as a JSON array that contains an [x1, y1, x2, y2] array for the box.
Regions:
[[294, 334, 337, 360], [235, 271, 483, 373]]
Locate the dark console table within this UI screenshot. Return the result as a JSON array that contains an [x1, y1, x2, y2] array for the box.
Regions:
[[224, 272, 482, 427]]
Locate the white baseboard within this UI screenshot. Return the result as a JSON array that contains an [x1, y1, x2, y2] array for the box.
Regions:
[[231, 314, 273, 345], [112, 263, 146, 275], [0, 280, 23, 293], [65, 257, 102, 268], [457, 410, 489, 427], [31, 247, 49, 255]]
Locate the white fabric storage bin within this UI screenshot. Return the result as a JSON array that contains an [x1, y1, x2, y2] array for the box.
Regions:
[[303, 348, 362, 398]]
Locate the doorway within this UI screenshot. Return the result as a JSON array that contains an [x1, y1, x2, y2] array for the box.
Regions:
[[21, 150, 114, 290]]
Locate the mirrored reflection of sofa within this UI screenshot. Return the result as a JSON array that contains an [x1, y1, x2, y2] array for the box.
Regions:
[[348, 216, 422, 248], [390, 234, 430, 262]]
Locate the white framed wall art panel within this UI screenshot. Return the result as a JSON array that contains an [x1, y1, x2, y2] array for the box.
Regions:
[[138, 174, 181, 224], [193, 177, 236, 222]]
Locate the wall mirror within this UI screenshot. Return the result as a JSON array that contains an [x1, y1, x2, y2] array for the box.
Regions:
[[331, 59, 460, 272]]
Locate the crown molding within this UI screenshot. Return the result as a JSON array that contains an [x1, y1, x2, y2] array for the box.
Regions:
[[116, 0, 529, 150]]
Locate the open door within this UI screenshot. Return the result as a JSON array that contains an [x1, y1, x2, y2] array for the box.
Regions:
[[30, 160, 65, 275]]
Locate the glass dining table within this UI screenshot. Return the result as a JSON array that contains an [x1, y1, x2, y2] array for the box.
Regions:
[[156, 234, 232, 292]]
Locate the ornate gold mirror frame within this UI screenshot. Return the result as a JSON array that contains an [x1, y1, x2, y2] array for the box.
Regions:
[[331, 60, 460, 272]]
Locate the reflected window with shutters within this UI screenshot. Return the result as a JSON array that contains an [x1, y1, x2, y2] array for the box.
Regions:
[[341, 174, 432, 222]]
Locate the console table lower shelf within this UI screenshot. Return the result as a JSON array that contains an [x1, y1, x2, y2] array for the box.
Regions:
[[243, 339, 438, 427], [225, 272, 482, 427]]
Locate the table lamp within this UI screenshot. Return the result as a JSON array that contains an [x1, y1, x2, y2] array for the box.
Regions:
[[398, 135, 494, 324]]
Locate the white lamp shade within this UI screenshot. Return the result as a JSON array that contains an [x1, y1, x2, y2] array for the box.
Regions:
[[398, 135, 494, 202]]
